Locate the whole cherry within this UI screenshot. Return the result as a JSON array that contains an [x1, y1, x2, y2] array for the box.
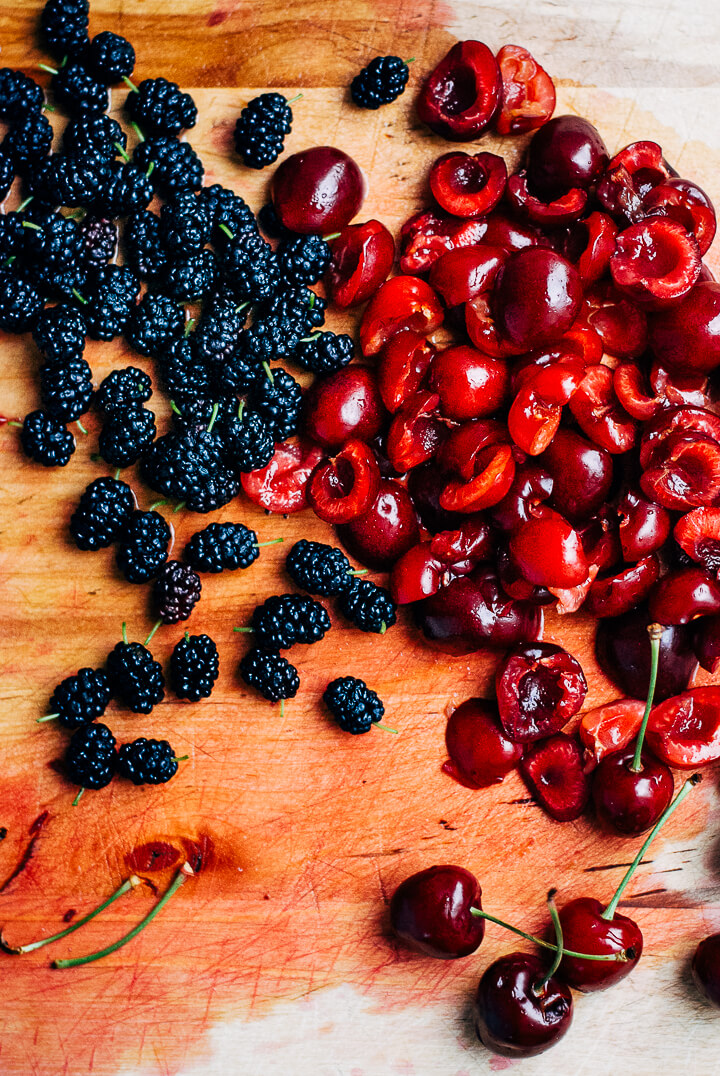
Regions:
[[592, 624, 674, 836], [389, 865, 485, 958], [693, 934, 720, 1008], [443, 698, 523, 788], [271, 146, 366, 234]]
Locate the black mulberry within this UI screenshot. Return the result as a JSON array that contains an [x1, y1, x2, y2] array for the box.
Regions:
[[170, 632, 219, 701], [323, 675, 385, 734], [116, 508, 171, 583], [70, 475, 135, 550]]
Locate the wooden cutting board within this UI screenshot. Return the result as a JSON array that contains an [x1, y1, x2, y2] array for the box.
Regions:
[[3, 2, 720, 1074]]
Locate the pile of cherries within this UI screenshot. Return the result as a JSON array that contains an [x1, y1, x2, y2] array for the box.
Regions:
[[236, 36, 720, 1055]]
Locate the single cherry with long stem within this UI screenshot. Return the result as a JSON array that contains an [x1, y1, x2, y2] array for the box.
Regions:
[[557, 774, 701, 991], [592, 623, 674, 835]]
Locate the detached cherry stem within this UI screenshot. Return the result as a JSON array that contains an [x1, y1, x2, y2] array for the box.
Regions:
[[469, 898, 628, 963], [53, 863, 194, 969], [0, 875, 142, 955], [630, 623, 663, 773], [601, 774, 702, 922]]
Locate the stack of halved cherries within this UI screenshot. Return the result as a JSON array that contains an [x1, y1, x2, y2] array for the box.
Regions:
[[242, 39, 720, 1055]]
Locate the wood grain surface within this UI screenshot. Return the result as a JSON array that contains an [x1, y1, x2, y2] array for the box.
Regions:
[[2, 2, 720, 1074]]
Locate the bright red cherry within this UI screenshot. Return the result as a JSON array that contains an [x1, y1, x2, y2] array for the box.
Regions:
[[429, 345, 509, 421], [390, 865, 485, 958], [508, 508, 588, 588], [495, 44, 556, 136], [303, 365, 386, 450], [474, 952, 572, 1058], [271, 146, 366, 234], [444, 698, 523, 788], [326, 220, 395, 308], [417, 40, 502, 141], [557, 898, 643, 991], [496, 642, 587, 743]]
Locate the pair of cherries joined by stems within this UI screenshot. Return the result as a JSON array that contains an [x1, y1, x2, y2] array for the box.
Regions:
[[390, 773, 700, 1058]]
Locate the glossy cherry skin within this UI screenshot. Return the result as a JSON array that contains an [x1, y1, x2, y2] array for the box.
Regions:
[[493, 248, 582, 350], [649, 566, 720, 624], [429, 345, 509, 421], [490, 463, 554, 533], [618, 487, 672, 561], [306, 440, 381, 525], [526, 115, 609, 199], [415, 568, 543, 654], [389, 865, 485, 959], [444, 698, 523, 788], [474, 952, 573, 1058], [693, 934, 720, 1008], [509, 508, 589, 588], [496, 642, 587, 743], [557, 898, 643, 992], [428, 244, 506, 306], [430, 151, 507, 217], [338, 478, 419, 570], [417, 40, 502, 141], [326, 220, 395, 308], [595, 608, 697, 703], [520, 733, 590, 821], [495, 44, 556, 136], [648, 282, 720, 374], [271, 146, 366, 234], [303, 366, 386, 450], [610, 217, 700, 308], [579, 699, 646, 764], [592, 748, 674, 835], [407, 463, 466, 533], [539, 428, 613, 523], [584, 556, 660, 619]]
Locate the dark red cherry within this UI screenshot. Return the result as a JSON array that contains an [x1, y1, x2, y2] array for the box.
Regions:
[[415, 567, 543, 654], [474, 952, 573, 1058], [429, 345, 509, 421], [492, 248, 582, 351], [610, 217, 700, 308], [444, 698, 523, 788], [595, 607, 697, 703], [648, 282, 720, 374], [338, 478, 419, 570], [306, 440, 381, 525], [592, 748, 674, 836], [508, 508, 589, 588], [407, 463, 466, 534], [489, 463, 554, 533], [539, 428, 613, 523], [417, 40, 502, 141], [389, 865, 485, 959], [526, 115, 609, 199], [303, 365, 386, 450], [496, 642, 587, 743], [557, 898, 643, 992], [618, 487, 672, 561], [693, 615, 720, 673], [693, 934, 720, 1008], [648, 566, 720, 625], [271, 146, 366, 234]]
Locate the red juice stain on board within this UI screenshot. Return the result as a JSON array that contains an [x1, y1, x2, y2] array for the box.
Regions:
[[181, 834, 215, 873], [63, 908, 76, 923], [0, 811, 50, 893], [126, 841, 181, 874]]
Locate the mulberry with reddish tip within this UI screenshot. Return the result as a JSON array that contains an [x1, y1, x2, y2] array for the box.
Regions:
[[153, 560, 202, 623]]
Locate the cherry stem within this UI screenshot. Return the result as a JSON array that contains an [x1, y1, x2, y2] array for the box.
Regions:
[[322, 232, 341, 241], [373, 722, 398, 735], [254, 538, 284, 548], [0, 875, 141, 955], [602, 774, 702, 922], [144, 619, 162, 646], [53, 863, 194, 969], [72, 788, 84, 807], [122, 75, 138, 92], [630, 623, 663, 773], [286, 93, 303, 105], [206, 401, 219, 434], [469, 904, 628, 962], [533, 890, 564, 994]]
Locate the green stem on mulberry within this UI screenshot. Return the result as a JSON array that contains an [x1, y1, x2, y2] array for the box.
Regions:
[[121, 622, 129, 645], [17, 196, 33, 212], [601, 774, 702, 922], [37, 62, 59, 75], [0, 875, 142, 955], [286, 93, 303, 105], [173, 755, 189, 763], [235, 301, 250, 315], [347, 568, 368, 577], [380, 622, 387, 635], [183, 319, 195, 337], [145, 161, 155, 180], [144, 619, 162, 646], [255, 538, 284, 548], [114, 468, 121, 480], [322, 232, 341, 242], [130, 121, 145, 142], [218, 223, 234, 240], [21, 221, 42, 232], [262, 361, 275, 386], [114, 142, 131, 162], [75, 420, 88, 435], [72, 288, 88, 306], [4, 256, 16, 267], [42, 102, 56, 112], [169, 400, 182, 415], [299, 332, 321, 343], [72, 788, 85, 807], [122, 75, 138, 92], [148, 500, 168, 512], [630, 623, 663, 774], [173, 501, 185, 513], [206, 402, 220, 434], [7, 420, 22, 427], [374, 723, 398, 735], [53, 863, 194, 969]]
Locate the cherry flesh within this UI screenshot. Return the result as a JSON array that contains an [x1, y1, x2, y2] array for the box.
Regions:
[[271, 146, 366, 234], [496, 642, 587, 743], [326, 220, 395, 308], [338, 478, 419, 570], [646, 687, 720, 767], [520, 733, 591, 821], [389, 865, 485, 958], [306, 440, 381, 525], [474, 952, 573, 1058], [240, 440, 324, 514], [430, 151, 507, 218], [674, 507, 720, 570], [557, 898, 643, 992], [417, 40, 502, 141], [303, 365, 386, 450], [495, 44, 556, 136], [444, 698, 523, 788]]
